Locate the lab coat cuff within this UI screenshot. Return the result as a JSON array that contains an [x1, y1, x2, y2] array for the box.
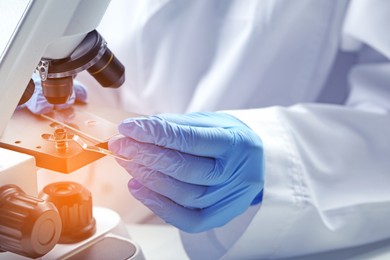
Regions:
[[222, 107, 307, 259]]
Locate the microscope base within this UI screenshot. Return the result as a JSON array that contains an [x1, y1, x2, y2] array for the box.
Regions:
[[0, 207, 144, 260]]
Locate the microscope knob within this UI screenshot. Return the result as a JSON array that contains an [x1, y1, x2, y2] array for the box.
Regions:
[[0, 185, 62, 258], [39, 182, 96, 243]]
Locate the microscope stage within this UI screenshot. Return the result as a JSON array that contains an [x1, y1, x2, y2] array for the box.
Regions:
[[0, 107, 118, 173]]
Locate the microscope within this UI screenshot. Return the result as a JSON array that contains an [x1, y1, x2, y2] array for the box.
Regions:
[[0, 0, 143, 259]]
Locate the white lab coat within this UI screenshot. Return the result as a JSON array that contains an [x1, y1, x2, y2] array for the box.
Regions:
[[79, 0, 390, 259]]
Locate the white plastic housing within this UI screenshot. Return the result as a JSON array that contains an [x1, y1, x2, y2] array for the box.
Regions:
[[0, 147, 37, 196], [0, 0, 111, 135]]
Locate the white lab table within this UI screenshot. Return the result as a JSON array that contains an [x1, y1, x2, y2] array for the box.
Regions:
[[127, 224, 390, 260], [127, 224, 189, 260]]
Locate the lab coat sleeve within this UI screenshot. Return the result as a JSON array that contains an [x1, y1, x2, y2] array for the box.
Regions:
[[222, 101, 390, 259]]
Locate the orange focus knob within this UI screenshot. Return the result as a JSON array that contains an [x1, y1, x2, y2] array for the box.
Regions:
[[0, 185, 61, 258], [39, 182, 96, 244]]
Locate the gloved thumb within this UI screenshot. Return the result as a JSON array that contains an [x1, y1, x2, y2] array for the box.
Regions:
[[73, 80, 88, 103]]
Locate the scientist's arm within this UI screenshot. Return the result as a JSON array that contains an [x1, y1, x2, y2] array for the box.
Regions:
[[109, 112, 264, 233], [108, 73, 390, 259]]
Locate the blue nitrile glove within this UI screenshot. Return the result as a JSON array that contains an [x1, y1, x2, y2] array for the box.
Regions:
[[109, 112, 264, 233], [22, 74, 87, 114]]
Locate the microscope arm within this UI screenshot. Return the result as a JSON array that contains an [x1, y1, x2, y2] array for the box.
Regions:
[[0, 0, 111, 135]]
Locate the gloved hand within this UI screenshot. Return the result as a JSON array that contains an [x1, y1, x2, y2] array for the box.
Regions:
[[22, 74, 87, 114], [109, 112, 264, 233]]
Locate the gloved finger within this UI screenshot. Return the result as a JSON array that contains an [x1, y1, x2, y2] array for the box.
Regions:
[[156, 112, 245, 128], [109, 137, 226, 185], [128, 179, 204, 233], [128, 164, 244, 208], [129, 179, 252, 233], [24, 87, 54, 114], [73, 80, 88, 103], [118, 117, 234, 157], [120, 159, 238, 208], [127, 165, 217, 208]]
